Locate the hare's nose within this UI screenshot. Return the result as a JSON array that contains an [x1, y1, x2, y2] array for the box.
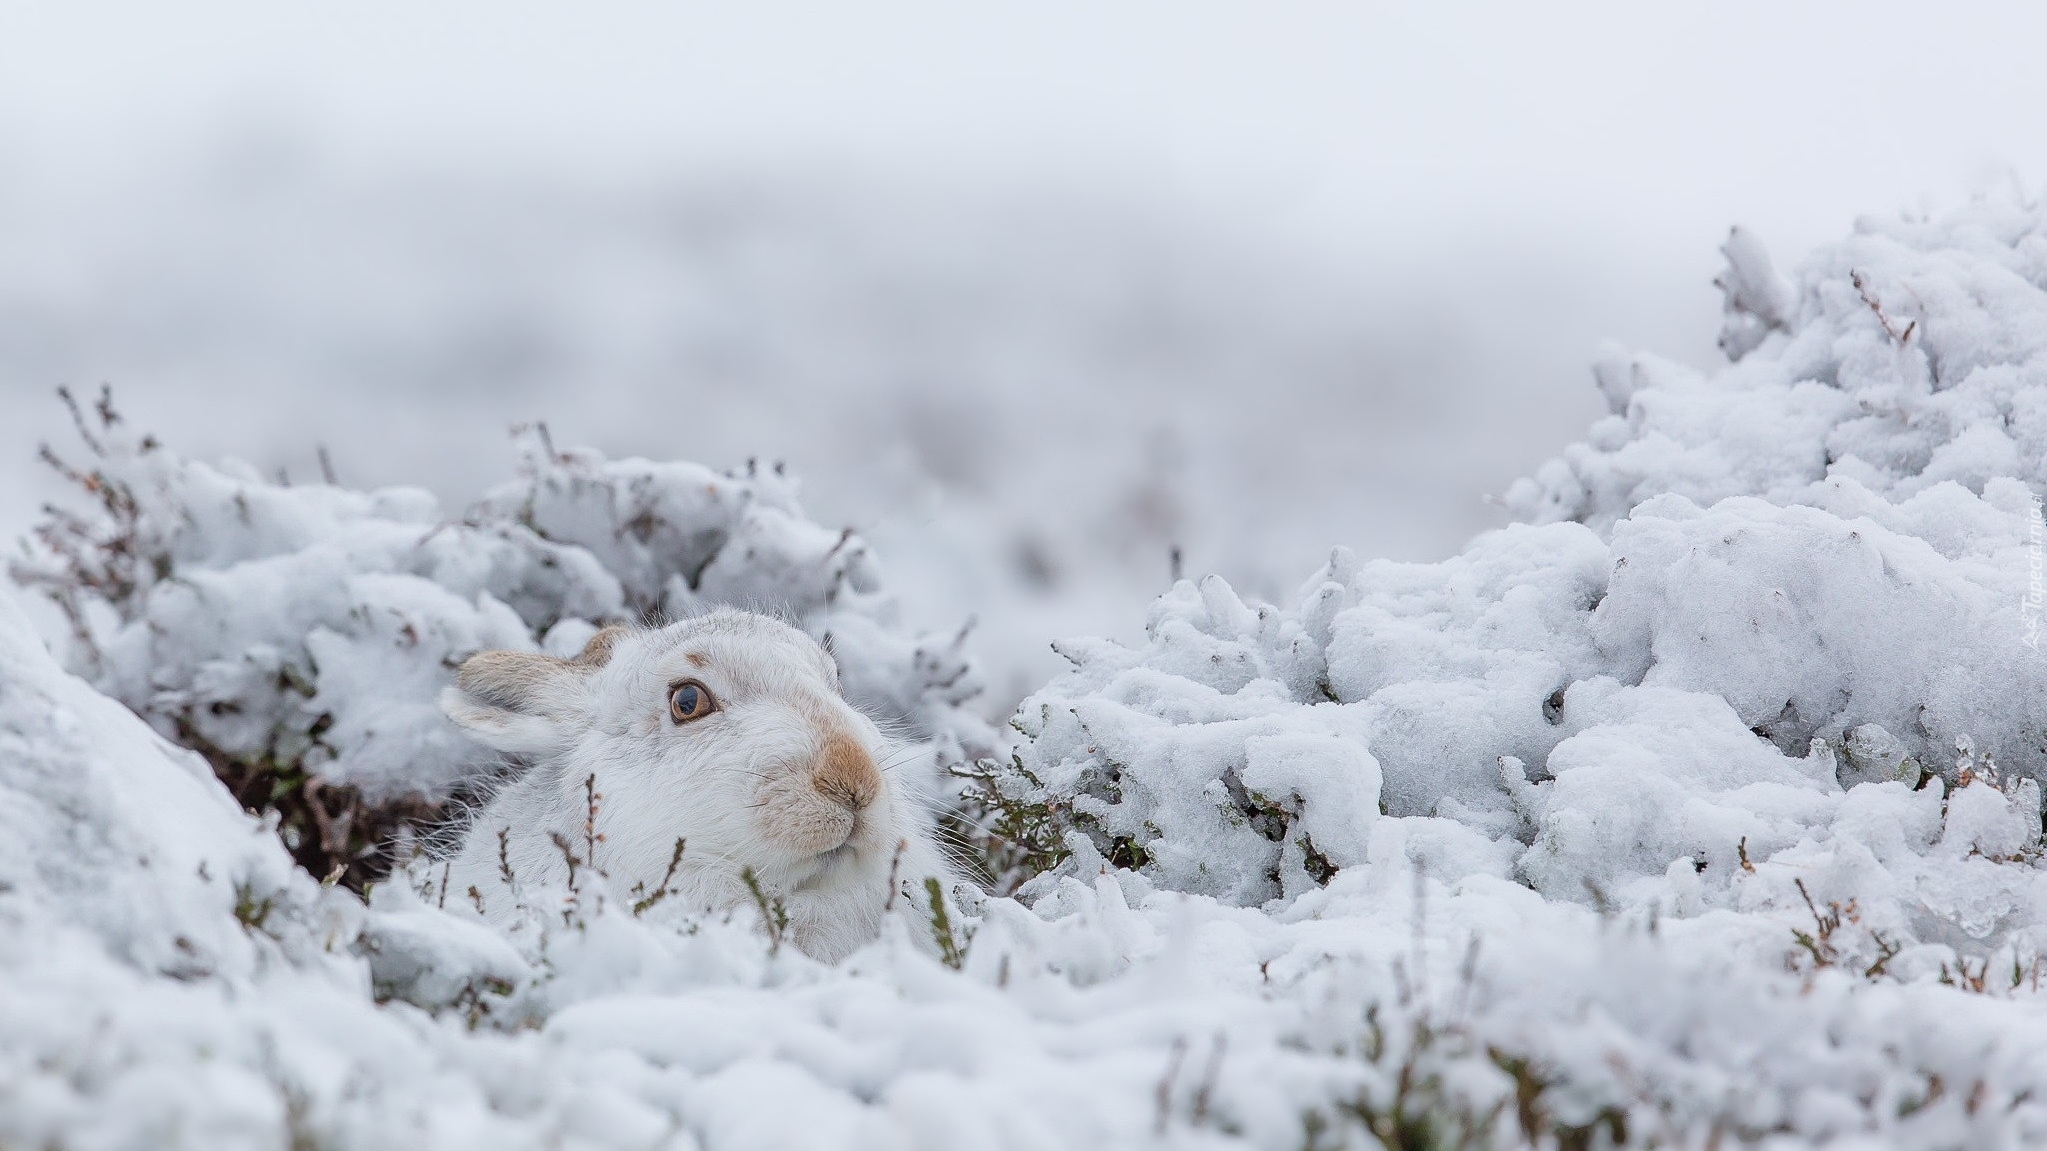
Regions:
[[812, 732, 880, 813]]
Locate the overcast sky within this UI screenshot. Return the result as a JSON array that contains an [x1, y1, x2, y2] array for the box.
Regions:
[[4, 1, 2043, 264]]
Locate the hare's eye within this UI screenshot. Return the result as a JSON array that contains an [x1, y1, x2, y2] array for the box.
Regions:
[[668, 680, 717, 724]]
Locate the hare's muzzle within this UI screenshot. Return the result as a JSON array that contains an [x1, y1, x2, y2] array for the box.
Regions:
[[812, 732, 880, 813]]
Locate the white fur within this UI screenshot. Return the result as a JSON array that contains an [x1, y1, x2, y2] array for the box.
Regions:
[[439, 610, 964, 961]]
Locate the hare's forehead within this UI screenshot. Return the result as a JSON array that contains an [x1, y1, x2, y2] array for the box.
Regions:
[[623, 626, 835, 694]]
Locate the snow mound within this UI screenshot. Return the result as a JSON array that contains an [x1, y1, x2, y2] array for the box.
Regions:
[[1508, 201, 2047, 530], [999, 200, 2047, 949]]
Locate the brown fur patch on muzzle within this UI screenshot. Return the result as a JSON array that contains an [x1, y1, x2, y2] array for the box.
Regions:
[[812, 731, 880, 812]]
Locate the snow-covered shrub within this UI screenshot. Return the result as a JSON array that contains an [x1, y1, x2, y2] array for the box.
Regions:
[[11, 392, 995, 886], [1508, 202, 2047, 530], [991, 197, 2047, 968]]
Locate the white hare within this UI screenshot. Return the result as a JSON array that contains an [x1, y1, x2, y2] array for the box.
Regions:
[[438, 609, 963, 961]]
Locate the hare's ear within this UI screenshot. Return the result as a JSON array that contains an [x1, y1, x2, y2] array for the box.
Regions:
[[440, 649, 594, 756]]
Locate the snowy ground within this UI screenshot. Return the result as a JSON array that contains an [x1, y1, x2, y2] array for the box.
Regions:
[[5, 193, 2047, 1149]]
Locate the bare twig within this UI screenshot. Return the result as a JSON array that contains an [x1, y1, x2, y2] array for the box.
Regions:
[[1154, 1037, 1188, 1136], [582, 773, 605, 874], [1191, 1034, 1228, 1125], [741, 867, 789, 955], [631, 838, 687, 916], [884, 838, 908, 911], [923, 876, 969, 969], [1851, 269, 1917, 346]]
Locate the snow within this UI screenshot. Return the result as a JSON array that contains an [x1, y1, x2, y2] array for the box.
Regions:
[[7, 195, 2047, 1147]]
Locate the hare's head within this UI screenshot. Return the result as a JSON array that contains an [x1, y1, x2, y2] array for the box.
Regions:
[[441, 610, 908, 891]]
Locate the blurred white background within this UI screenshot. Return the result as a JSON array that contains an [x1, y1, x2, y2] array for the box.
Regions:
[[4, 1, 2044, 706]]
